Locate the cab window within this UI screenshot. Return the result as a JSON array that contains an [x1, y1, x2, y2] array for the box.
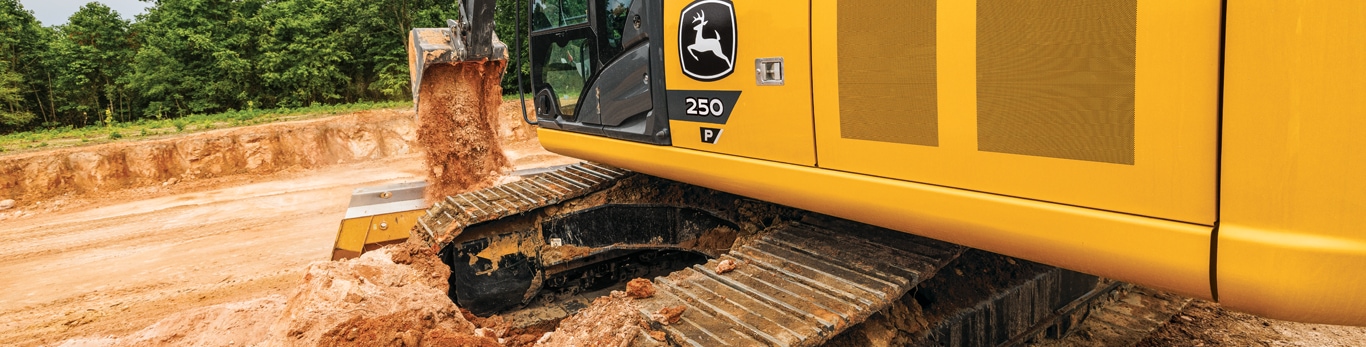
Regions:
[[540, 38, 592, 116], [532, 0, 590, 31]]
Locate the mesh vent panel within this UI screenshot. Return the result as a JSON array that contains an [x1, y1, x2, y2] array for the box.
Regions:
[[977, 0, 1137, 164], [838, 0, 938, 146]]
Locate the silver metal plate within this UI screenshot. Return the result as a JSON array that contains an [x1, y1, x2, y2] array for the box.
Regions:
[[344, 181, 428, 219]]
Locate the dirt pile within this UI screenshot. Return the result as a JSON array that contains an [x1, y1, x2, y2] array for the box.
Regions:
[[533, 291, 667, 347], [57, 296, 288, 347], [0, 110, 417, 207], [58, 240, 500, 347], [417, 60, 512, 202]]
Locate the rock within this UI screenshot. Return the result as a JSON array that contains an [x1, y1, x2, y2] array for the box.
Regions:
[[715, 259, 737, 274], [625, 278, 655, 299], [0, 199, 14, 210], [651, 305, 687, 325], [474, 328, 496, 338]]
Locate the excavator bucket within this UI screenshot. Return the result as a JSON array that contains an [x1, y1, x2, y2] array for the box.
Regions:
[[335, 0, 508, 260], [407, 0, 507, 107]]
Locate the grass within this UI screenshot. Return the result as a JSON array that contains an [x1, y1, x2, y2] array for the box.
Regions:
[[0, 100, 412, 153]]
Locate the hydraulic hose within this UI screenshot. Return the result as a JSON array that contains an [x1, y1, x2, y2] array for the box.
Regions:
[[516, 0, 537, 125]]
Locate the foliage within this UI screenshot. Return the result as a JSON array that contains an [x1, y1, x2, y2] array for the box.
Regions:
[[48, 3, 134, 127], [0, 0, 533, 135], [0, 0, 50, 130], [495, 0, 532, 93]]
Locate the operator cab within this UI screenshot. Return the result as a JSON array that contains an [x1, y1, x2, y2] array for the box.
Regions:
[[529, 0, 670, 144]]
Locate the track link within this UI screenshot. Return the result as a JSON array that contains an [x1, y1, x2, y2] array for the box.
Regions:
[[635, 221, 965, 347], [415, 162, 630, 249]]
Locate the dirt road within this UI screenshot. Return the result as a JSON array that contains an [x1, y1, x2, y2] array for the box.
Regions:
[[0, 154, 428, 346]]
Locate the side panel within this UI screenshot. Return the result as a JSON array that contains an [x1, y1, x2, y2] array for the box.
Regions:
[[663, 0, 815, 166], [1220, 1, 1366, 325], [813, 0, 1220, 224]]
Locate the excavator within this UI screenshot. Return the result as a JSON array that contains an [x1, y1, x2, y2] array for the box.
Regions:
[[336, 0, 1366, 345]]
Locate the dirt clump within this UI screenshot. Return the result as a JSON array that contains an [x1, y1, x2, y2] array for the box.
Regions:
[[715, 259, 737, 274], [625, 278, 655, 299], [417, 60, 511, 202], [271, 239, 466, 346], [651, 305, 687, 325]]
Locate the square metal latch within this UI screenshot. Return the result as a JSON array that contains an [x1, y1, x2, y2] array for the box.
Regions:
[[756, 57, 784, 86]]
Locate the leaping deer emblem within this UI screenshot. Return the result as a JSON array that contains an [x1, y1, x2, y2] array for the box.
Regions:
[[687, 11, 731, 67]]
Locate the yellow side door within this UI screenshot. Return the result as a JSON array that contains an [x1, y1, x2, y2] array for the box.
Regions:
[[813, 0, 1221, 225]]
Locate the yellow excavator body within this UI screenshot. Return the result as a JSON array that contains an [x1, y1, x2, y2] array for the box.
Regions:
[[386, 0, 1366, 326], [531, 0, 1366, 325]]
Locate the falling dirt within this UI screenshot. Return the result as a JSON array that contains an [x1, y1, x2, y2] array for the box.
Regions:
[[417, 60, 511, 202]]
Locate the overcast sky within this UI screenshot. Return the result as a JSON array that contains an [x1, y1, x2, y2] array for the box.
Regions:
[[18, 0, 152, 26]]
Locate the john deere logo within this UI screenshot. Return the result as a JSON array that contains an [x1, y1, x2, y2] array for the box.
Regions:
[[678, 0, 736, 81]]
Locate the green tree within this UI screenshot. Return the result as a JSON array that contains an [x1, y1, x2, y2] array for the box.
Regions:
[[127, 0, 260, 117], [47, 2, 134, 127], [494, 0, 531, 93], [0, 64, 33, 128], [0, 0, 53, 129]]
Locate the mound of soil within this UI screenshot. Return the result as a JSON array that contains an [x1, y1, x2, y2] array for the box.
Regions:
[[533, 291, 666, 347], [417, 60, 512, 202], [58, 240, 489, 347], [57, 296, 287, 347]]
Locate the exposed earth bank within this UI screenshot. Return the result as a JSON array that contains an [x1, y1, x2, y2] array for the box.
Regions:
[[0, 109, 417, 210]]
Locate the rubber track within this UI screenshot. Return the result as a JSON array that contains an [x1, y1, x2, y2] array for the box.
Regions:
[[637, 222, 965, 347], [414, 162, 630, 248]]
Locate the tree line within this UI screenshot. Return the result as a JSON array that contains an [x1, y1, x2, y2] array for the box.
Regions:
[[0, 0, 529, 133]]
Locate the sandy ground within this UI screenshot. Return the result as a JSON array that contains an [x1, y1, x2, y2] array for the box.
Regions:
[[1136, 300, 1366, 347], [0, 154, 428, 346]]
